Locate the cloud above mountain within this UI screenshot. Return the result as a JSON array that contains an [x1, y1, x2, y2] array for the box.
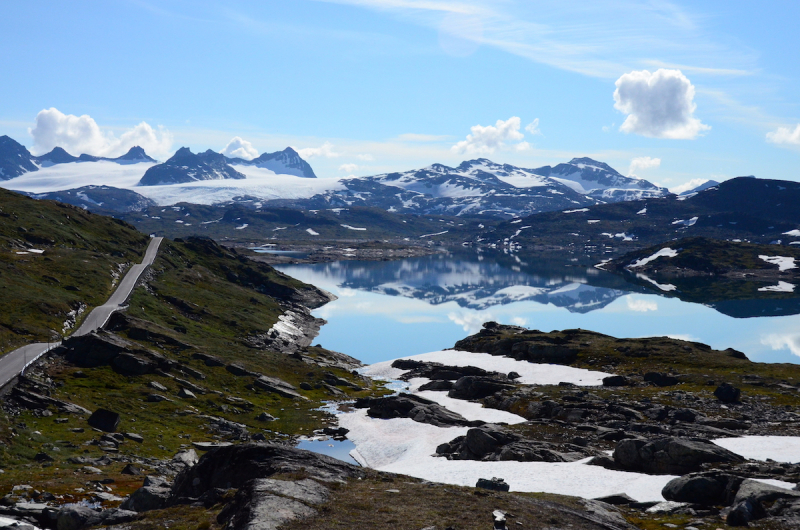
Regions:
[[614, 69, 710, 139], [221, 136, 258, 160], [628, 156, 661, 176], [297, 141, 340, 159], [766, 124, 800, 148], [451, 116, 529, 155], [29, 107, 173, 159]]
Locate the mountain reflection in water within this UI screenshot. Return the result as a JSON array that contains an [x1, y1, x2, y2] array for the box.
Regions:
[[277, 251, 800, 364]]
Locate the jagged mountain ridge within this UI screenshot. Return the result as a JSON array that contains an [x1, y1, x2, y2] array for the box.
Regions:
[[0, 135, 156, 180], [227, 147, 317, 178], [137, 147, 247, 185], [269, 157, 669, 218]]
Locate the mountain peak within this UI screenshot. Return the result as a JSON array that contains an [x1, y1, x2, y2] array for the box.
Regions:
[[117, 146, 155, 162], [138, 146, 245, 186], [567, 157, 619, 175]]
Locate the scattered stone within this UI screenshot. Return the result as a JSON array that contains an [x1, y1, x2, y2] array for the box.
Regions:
[[192, 352, 225, 367], [476, 477, 509, 492], [726, 499, 765, 526], [256, 412, 276, 422], [448, 376, 515, 400], [192, 441, 233, 451], [124, 433, 144, 443], [121, 464, 143, 476], [299, 382, 313, 390], [119, 486, 171, 513], [177, 388, 196, 399], [592, 493, 637, 505], [253, 376, 307, 400], [33, 453, 54, 462], [87, 409, 120, 433], [226, 363, 251, 376], [82, 467, 102, 474], [218, 478, 329, 530], [662, 472, 744, 506], [147, 381, 167, 392], [715, 383, 741, 403], [172, 449, 198, 467], [145, 394, 171, 403]]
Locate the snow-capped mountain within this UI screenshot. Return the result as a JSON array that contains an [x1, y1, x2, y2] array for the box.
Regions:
[[227, 147, 316, 178], [0, 135, 156, 180], [0, 135, 38, 180], [138, 147, 246, 185], [533, 157, 669, 201], [274, 157, 668, 218], [678, 179, 720, 197]]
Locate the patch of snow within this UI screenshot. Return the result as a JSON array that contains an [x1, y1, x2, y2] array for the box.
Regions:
[[339, 410, 675, 501], [420, 231, 449, 238], [672, 217, 698, 227], [306, 228, 319, 236], [628, 248, 678, 268], [783, 230, 800, 237], [341, 224, 366, 231], [562, 208, 590, 214], [714, 436, 800, 464], [758, 281, 796, 293], [636, 273, 677, 292], [637, 207, 647, 215], [235, 224, 248, 230], [759, 255, 797, 272]]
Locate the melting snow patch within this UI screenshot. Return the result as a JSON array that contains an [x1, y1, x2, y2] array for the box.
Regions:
[[306, 228, 319, 236], [783, 230, 800, 237], [562, 208, 589, 214], [636, 273, 677, 292], [628, 248, 678, 268], [714, 436, 800, 463], [637, 207, 647, 215], [759, 255, 797, 272], [338, 410, 675, 501], [672, 217, 698, 227], [587, 220, 600, 224], [341, 224, 366, 231], [235, 224, 248, 230], [420, 231, 449, 238], [759, 281, 796, 293]]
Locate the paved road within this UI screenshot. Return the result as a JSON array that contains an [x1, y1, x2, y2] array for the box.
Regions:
[[0, 237, 163, 389]]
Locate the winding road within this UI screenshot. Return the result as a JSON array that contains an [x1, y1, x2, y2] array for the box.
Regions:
[[0, 237, 163, 389]]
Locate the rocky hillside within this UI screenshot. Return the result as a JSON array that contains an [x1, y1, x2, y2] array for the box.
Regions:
[[227, 147, 317, 178]]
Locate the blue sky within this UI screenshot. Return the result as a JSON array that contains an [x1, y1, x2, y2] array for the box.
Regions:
[[1, 0, 799, 190]]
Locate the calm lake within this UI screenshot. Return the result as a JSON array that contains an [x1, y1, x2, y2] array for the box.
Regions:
[[278, 250, 800, 365]]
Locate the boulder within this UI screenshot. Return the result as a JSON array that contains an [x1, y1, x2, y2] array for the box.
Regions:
[[476, 477, 509, 492], [112, 353, 156, 376], [661, 472, 744, 506], [734, 479, 800, 506], [436, 424, 591, 462], [643, 372, 680, 387], [173, 449, 199, 467], [147, 381, 167, 392], [714, 383, 741, 403], [56, 505, 101, 530], [613, 437, 745, 475], [354, 394, 471, 427], [602, 375, 631, 387], [418, 380, 454, 391], [177, 388, 196, 399], [170, 444, 364, 501], [256, 412, 276, 422], [726, 499, 765, 526], [253, 376, 307, 400], [192, 352, 225, 367], [448, 376, 515, 400], [87, 409, 120, 433], [119, 486, 171, 512], [226, 363, 251, 377], [218, 479, 328, 530], [121, 464, 143, 476]]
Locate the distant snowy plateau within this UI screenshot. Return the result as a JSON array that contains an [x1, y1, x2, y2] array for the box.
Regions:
[[0, 135, 673, 217]]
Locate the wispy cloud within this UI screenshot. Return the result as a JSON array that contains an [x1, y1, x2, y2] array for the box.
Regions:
[[314, 0, 755, 79]]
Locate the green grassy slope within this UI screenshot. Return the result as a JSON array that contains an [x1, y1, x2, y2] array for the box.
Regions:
[[0, 188, 150, 353]]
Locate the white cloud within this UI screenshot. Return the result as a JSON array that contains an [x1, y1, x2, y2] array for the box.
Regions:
[[514, 141, 531, 151], [221, 136, 258, 160], [451, 116, 527, 156], [357, 153, 374, 161], [766, 124, 800, 147], [762, 333, 800, 358], [29, 107, 173, 159], [525, 118, 542, 135], [613, 69, 710, 139], [626, 297, 658, 312], [339, 163, 359, 173], [448, 310, 492, 334], [296, 141, 340, 159], [628, 156, 661, 176], [670, 178, 711, 195]]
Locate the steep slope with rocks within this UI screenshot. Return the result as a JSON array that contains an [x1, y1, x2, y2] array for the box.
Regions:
[[138, 147, 246, 185]]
